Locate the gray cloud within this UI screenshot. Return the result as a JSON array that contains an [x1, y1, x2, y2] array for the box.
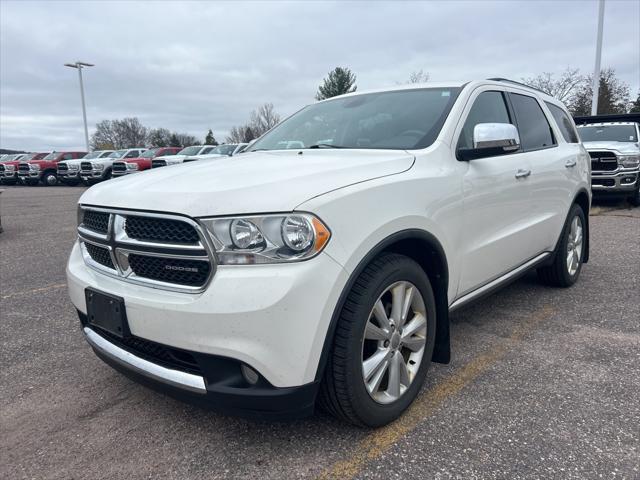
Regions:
[[1, 0, 639, 151]]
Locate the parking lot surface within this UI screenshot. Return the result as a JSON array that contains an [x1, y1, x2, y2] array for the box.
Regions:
[[1, 185, 639, 479]]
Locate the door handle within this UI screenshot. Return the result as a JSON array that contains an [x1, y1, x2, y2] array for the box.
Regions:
[[565, 159, 577, 168], [515, 168, 531, 179]]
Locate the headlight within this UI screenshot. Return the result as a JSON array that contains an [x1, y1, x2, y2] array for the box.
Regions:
[[93, 163, 104, 170], [200, 213, 331, 265], [620, 155, 640, 168], [126, 163, 138, 170], [68, 163, 80, 170], [30, 164, 40, 171], [5, 164, 15, 171]]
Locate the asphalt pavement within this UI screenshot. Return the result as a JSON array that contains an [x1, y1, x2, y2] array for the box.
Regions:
[[1, 185, 638, 479]]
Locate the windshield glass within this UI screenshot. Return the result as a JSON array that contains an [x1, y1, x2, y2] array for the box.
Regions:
[[178, 146, 202, 156], [108, 149, 128, 158], [83, 151, 102, 159], [211, 144, 237, 155], [250, 87, 461, 152], [43, 152, 59, 160], [578, 125, 638, 142], [21, 153, 38, 161], [140, 148, 161, 158]]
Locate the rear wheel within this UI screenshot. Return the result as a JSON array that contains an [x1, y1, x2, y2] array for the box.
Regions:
[[319, 253, 436, 427], [537, 204, 585, 287]]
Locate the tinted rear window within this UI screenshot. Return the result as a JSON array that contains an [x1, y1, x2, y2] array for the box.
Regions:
[[545, 102, 579, 143], [510, 93, 555, 150]]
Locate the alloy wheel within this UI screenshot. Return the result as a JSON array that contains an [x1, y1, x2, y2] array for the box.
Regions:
[[361, 281, 427, 404], [566, 215, 583, 276]]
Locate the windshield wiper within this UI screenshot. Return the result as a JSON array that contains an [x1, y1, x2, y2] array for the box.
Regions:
[[307, 143, 347, 149]]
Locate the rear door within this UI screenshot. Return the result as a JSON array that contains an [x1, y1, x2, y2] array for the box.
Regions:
[[456, 89, 534, 295]]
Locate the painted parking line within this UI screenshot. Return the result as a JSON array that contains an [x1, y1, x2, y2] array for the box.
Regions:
[[317, 305, 556, 480], [1, 283, 67, 300]]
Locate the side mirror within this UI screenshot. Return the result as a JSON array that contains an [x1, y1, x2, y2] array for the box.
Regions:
[[458, 123, 520, 161]]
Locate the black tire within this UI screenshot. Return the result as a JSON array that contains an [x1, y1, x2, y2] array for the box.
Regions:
[[41, 171, 58, 186], [319, 253, 436, 427], [629, 187, 640, 207], [537, 203, 586, 287]]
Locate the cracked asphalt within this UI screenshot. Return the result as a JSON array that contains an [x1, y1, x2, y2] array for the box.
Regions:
[[1, 185, 638, 479]]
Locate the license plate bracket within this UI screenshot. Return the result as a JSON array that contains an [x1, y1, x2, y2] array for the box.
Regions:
[[85, 288, 130, 339]]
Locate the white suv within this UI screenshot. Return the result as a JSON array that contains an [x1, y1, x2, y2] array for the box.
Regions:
[[67, 79, 591, 426]]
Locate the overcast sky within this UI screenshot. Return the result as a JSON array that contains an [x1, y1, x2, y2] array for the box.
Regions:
[[1, 0, 639, 151]]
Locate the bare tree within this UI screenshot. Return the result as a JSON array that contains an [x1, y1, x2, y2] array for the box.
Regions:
[[113, 117, 147, 148], [174, 133, 199, 147], [249, 103, 281, 137], [522, 67, 584, 103], [407, 69, 430, 84], [147, 128, 172, 147], [91, 120, 119, 150]]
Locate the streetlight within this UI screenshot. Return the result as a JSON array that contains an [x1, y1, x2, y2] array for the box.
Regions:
[[590, 0, 605, 116], [64, 61, 94, 151]]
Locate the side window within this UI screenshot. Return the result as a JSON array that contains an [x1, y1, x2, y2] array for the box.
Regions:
[[458, 91, 511, 151], [125, 150, 138, 158], [510, 94, 555, 150], [545, 102, 579, 143]]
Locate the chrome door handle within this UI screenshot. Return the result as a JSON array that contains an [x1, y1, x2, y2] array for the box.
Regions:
[[515, 168, 531, 179], [565, 159, 577, 168]]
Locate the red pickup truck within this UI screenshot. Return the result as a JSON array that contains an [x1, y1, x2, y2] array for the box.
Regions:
[[111, 147, 181, 177], [1, 153, 47, 185], [19, 151, 86, 186]]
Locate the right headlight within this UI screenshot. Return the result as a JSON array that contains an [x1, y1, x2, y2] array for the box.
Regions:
[[619, 154, 640, 168], [200, 213, 331, 265], [126, 163, 138, 170]]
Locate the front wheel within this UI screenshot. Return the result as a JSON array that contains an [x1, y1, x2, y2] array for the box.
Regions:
[[629, 187, 640, 207], [319, 253, 436, 427], [537, 204, 586, 287], [41, 171, 58, 186]]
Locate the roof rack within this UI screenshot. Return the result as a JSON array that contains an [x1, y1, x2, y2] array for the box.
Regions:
[[487, 78, 548, 95]]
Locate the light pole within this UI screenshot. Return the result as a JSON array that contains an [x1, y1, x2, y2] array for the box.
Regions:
[[64, 61, 94, 151], [590, 0, 605, 116]]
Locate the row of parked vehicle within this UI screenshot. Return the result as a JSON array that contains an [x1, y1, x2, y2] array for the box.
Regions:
[[0, 143, 248, 186]]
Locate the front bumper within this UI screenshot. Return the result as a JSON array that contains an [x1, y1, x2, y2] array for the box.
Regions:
[[81, 321, 320, 419], [80, 169, 105, 179], [18, 171, 41, 179], [67, 241, 348, 392], [112, 170, 135, 177], [2, 171, 17, 180], [59, 171, 80, 179], [591, 169, 639, 193]]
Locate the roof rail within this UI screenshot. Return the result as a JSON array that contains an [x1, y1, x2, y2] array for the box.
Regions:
[[487, 78, 548, 95]]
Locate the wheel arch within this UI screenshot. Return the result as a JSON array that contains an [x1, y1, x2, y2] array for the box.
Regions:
[[314, 229, 451, 383]]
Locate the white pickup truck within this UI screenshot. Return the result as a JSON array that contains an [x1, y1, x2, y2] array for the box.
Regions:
[[58, 150, 114, 185], [149, 145, 217, 168], [575, 116, 640, 206], [68, 79, 590, 426]]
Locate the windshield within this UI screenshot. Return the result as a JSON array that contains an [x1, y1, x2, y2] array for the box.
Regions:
[[108, 149, 128, 158], [250, 87, 461, 152], [21, 153, 38, 160], [43, 152, 59, 160], [140, 148, 161, 158], [578, 125, 638, 143], [211, 144, 237, 155], [178, 146, 202, 156], [83, 151, 103, 159]]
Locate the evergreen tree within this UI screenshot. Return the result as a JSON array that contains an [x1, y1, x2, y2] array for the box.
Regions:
[[315, 67, 357, 100], [205, 129, 218, 145], [629, 93, 640, 113]]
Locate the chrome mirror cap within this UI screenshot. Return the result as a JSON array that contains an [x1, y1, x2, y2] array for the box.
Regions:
[[473, 123, 520, 151]]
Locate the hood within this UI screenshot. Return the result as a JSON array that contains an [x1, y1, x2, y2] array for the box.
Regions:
[[62, 159, 85, 166], [582, 141, 639, 155], [80, 149, 414, 217], [155, 154, 188, 161]]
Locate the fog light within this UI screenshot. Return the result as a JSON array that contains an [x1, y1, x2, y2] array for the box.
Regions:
[[241, 364, 259, 385]]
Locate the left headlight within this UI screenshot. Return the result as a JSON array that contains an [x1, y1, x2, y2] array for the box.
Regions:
[[126, 163, 138, 170], [619, 155, 640, 168], [200, 213, 331, 265], [30, 163, 40, 171]]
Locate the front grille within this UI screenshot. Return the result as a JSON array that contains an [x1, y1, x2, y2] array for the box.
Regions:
[[592, 178, 615, 187], [128, 254, 210, 286], [58, 163, 68, 173], [93, 327, 201, 375], [19, 164, 29, 173], [124, 216, 200, 244], [81, 161, 93, 171], [589, 151, 618, 172], [152, 159, 167, 168], [113, 162, 126, 173], [85, 243, 115, 269], [83, 210, 110, 234]]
